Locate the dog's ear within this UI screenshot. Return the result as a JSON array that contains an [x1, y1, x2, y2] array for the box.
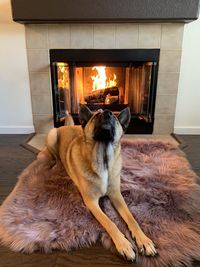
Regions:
[[79, 105, 93, 128], [118, 107, 131, 132]]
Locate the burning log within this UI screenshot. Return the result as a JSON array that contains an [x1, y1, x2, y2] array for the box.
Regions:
[[85, 86, 119, 104]]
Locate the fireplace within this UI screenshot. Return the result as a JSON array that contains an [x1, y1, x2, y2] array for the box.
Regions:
[[50, 49, 159, 134]]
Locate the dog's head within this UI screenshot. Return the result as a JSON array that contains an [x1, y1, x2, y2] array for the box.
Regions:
[[79, 105, 131, 144]]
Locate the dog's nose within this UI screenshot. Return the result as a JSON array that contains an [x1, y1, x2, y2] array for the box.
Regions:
[[103, 110, 112, 119]]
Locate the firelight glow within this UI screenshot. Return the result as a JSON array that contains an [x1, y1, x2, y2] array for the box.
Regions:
[[91, 66, 117, 91]]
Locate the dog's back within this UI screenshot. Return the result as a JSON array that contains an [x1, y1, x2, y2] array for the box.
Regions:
[[46, 111, 82, 161], [57, 125, 82, 163]]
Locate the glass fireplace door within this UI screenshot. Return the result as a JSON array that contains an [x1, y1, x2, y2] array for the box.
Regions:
[[50, 49, 159, 134]]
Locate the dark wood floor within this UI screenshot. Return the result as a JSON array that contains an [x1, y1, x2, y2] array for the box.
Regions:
[[0, 134, 199, 267], [178, 135, 200, 178]]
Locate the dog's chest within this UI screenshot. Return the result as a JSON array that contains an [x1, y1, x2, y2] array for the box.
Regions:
[[100, 169, 109, 196], [98, 143, 114, 196]]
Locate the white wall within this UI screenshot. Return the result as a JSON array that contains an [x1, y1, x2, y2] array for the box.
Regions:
[[174, 17, 200, 134], [0, 0, 34, 134]]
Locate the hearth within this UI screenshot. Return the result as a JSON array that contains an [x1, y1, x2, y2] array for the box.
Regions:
[[50, 49, 159, 134]]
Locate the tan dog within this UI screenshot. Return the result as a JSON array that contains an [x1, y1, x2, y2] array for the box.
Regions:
[[46, 105, 157, 260]]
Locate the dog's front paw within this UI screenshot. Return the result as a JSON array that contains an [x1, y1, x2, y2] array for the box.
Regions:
[[115, 235, 135, 261], [135, 233, 157, 256]]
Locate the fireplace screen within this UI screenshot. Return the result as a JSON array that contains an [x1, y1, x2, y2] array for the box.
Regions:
[[50, 49, 159, 134]]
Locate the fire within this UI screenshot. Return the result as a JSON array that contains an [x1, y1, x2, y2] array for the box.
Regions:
[[57, 62, 69, 89], [91, 66, 117, 91]]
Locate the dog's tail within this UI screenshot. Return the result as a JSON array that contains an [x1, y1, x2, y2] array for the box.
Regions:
[[46, 128, 59, 160], [64, 110, 74, 126]]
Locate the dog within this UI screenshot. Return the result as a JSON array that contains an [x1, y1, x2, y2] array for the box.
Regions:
[[46, 105, 157, 260]]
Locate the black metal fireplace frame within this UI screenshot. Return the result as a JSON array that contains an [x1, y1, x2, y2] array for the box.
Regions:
[[50, 49, 160, 134]]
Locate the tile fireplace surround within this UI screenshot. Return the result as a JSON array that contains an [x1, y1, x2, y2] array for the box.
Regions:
[[25, 23, 184, 134]]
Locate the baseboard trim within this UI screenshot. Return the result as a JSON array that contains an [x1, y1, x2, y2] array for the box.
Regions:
[[174, 127, 200, 135], [0, 126, 35, 134]]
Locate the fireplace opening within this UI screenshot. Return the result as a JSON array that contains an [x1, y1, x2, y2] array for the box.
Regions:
[[50, 49, 159, 134]]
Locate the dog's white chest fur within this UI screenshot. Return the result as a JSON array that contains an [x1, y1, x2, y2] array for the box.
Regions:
[[100, 169, 109, 196], [98, 143, 114, 196]]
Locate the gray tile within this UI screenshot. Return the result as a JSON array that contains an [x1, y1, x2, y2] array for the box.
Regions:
[[138, 24, 161, 48], [161, 24, 184, 50], [27, 50, 49, 72], [157, 73, 180, 94], [159, 50, 182, 73], [33, 115, 54, 133], [30, 72, 51, 95], [115, 24, 138, 48], [70, 24, 94, 48], [94, 24, 115, 48], [48, 24, 70, 48], [32, 95, 52, 115], [153, 115, 175, 134], [26, 25, 48, 49], [155, 95, 177, 114]]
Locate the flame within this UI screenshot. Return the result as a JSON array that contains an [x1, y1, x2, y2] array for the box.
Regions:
[[91, 66, 117, 91], [57, 62, 69, 89]]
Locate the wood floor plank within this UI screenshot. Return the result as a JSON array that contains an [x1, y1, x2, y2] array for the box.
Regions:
[[0, 245, 59, 267], [55, 244, 137, 267]]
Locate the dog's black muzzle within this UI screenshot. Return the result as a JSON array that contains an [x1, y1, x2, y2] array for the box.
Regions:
[[93, 110, 116, 143]]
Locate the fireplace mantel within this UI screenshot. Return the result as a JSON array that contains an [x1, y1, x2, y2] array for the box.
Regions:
[[11, 0, 199, 24]]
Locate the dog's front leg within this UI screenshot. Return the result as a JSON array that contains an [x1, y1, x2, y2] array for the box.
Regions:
[[108, 188, 157, 256], [82, 195, 135, 261]]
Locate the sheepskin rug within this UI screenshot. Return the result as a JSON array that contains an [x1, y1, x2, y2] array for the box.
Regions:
[[0, 139, 200, 267]]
